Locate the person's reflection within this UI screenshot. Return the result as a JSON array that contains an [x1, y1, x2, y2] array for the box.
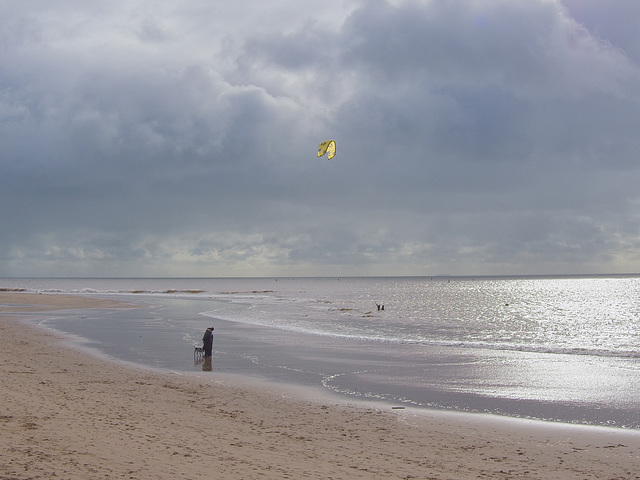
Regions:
[[202, 356, 212, 372]]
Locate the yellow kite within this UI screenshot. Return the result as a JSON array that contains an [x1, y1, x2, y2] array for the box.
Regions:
[[317, 140, 336, 160]]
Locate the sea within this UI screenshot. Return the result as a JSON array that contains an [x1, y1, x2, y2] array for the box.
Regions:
[[2, 275, 640, 430]]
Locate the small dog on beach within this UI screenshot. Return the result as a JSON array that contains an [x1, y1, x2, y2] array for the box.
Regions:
[[194, 345, 205, 360]]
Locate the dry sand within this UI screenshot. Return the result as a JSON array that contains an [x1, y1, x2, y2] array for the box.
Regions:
[[1, 292, 639, 479]]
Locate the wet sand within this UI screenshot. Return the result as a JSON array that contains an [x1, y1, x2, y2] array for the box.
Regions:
[[1, 292, 639, 479]]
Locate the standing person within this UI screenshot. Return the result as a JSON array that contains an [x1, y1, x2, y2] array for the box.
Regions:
[[202, 327, 214, 358]]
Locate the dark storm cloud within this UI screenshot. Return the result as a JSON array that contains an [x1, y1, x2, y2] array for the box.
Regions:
[[2, 0, 640, 277]]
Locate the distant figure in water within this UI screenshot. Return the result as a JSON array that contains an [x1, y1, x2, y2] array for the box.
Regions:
[[376, 303, 385, 311], [202, 327, 214, 358]]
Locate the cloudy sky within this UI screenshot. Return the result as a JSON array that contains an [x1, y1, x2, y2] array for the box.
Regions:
[[2, 0, 640, 277]]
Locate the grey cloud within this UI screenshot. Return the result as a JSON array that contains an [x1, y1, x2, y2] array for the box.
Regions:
[[561, 0, 640, 64], [2, 0, 640, 277]]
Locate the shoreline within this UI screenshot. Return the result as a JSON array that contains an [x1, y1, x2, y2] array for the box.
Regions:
[[1, 293, 640, 479]]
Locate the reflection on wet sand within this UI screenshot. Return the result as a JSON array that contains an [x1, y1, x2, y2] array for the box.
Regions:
[[202, 356, 212, 371], [195, 355, 212, 371]]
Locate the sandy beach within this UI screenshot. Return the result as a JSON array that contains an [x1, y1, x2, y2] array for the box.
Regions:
[[1, 293, 639, 479]]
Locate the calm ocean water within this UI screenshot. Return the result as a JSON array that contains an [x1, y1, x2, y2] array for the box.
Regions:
[[3, 276, 640, 429]]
